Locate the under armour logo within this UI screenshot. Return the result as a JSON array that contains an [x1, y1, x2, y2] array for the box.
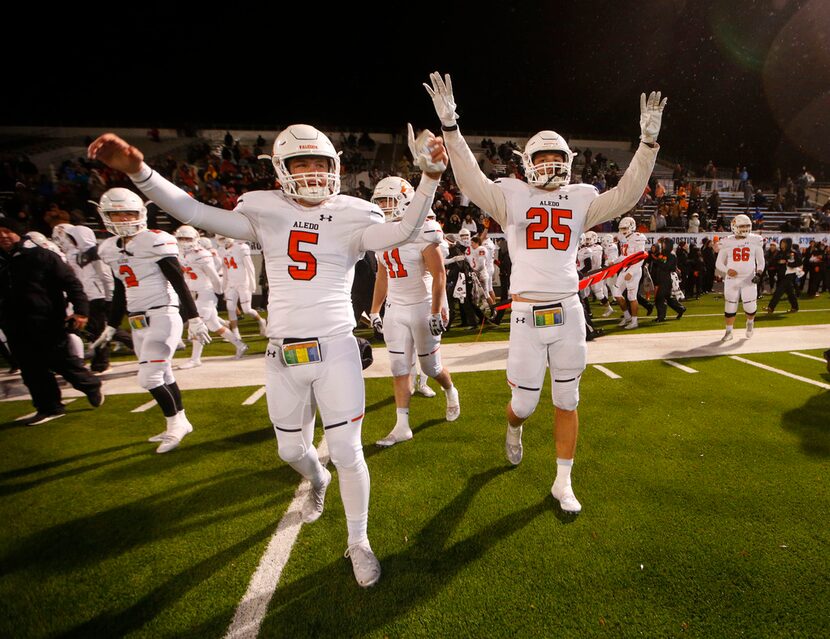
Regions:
[[266, 349, 278, 358], [320, 214, 333, 222], [558, 194, 569, 200], [515, 317, 526, 323]]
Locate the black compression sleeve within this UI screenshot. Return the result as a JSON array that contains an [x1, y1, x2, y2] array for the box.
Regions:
[[108, 278, 126, 327], [157, 256, 199, 321]]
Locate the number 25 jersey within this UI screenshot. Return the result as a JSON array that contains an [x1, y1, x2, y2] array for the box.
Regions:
[[99, 230, 180, 312]]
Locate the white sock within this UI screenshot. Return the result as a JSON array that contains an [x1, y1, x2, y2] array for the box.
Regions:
[[222, 329, 244, 347], [623, 311, 631, 320], [507, 424, 522, 444], [395, 407, 410, 430], [338, 460, 370, 546], [233, 327, 242, 340], [165, 414, 179, 429], [746, 319, 754, 328], [555, 458, 573, 485], [725, 325, 733, 333], [191, 340, 203, 362]]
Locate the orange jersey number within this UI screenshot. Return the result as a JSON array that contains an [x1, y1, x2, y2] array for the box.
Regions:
[[382, 248, 409, 278], [287, 230, 318, 280], [525, 207, 573, 250]]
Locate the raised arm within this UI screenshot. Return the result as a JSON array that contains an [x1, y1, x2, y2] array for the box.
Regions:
[[584, 92, 667, 228], [88, 134, 256, 241], [424, 72, 508, 226]]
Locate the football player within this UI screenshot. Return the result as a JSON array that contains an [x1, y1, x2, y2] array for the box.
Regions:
[[368, 175, 460, 448], [600, 234, 620, 316], [217, 235, 267, 338], [715, 214, 764, 340], [614, 216, 648, 329], [174, 225, 249, 367], [425, 72, 665, 513], [470, 235, 496, 306], [90, 188, 211, 453], [88, 124, 448, 588], [582, 231, 610, 314]]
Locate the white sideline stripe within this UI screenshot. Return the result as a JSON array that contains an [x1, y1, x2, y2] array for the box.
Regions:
[[131, 399, 157, 413], [242, 387, 266, 406], [595, 308, 830, 322], [593, 365, 621, 379], [789, 351, 827, 363], [225, 437, 330, 639], [664, 359, 698, 374], [16, 398, 77, 422], [730, 356, 830, 390]]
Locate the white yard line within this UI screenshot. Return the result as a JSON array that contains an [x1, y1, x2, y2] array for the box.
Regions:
[[595, 308, 830, 321], [789, 351, 827, 363], [664, 360, 698, 374], [242, 387, 267, 406], [224, 437, 330, 639], [730, 356, 830, 390], [593, 365, 621, 379], [131, 399, 157, 413]]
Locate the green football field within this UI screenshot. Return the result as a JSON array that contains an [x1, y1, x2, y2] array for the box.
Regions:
[[1, 339, 828, 637]]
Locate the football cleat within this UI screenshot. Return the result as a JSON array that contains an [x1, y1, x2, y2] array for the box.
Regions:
[[625, 319, 639, 330], [445, 386, 460, 421], [602, 306, 614, 317], [344, 541, 381, 588], [617, 316, 630, 327], [234, 342, 249, 359], [148, 431, 166, 443], [721, 331, 734, 342], [416, 382, 436, 398], [302, 467, 332, 523], [505, 425, 523, 465], [178, 359, 202, 370], [745, 323, 754, 338], [156, 419, 193, 454], [376, 427, 414, 448], [551, 482, 582, 514]]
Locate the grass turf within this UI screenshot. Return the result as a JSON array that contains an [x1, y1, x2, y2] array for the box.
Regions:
[[2, 352, 826, 637]]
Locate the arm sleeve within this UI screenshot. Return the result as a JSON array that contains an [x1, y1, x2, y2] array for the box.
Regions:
[[51, 252, 90, 316], [157, 256, 199, 321], [755, 245, 765, 272], [108, 277, 126, 327], [715, 248, 728, 273], [584, 143, 660, 228], [360, 175, 439, 251], [128, 163, 256, 241], [92, 258, 114, 301], [443, 128, 508, 227], [244, 255, 257, 290], [201, 257, 223, 293]]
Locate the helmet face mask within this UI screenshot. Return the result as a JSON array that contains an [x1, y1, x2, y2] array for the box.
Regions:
[[271, 125, 341, 203], [371, 177, 414, 221], [600, 234, 615, 249], [731, 214, 752, 238], [174, 224, 200, 251], [51, 223, 76, 253], [618, 216, 636, 237], [519, 131, 573, 190], [95, 188, 147, 237], [584, 231, 598, 246], [458, 229, 471, 247]]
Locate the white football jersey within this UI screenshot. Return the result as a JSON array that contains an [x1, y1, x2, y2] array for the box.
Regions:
[[181, 247, 220, 294], [576, 246, 592, 271], [619, 232, 646, 258], [99, 230, 179, 312], [717, 234, 765, 280], [604, 243, 619, 266], [233, 190, 384, 337], [483, 238, 497, 273], [495, 179, 599, 296], [470, 245, 488, 273], [221, 241, 254, 288], [378, 219, 443, 306]]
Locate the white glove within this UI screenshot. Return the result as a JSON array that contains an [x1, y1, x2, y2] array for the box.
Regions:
[[407, 123, 447, 174], [91, 325, 117, 350], [188, 318, 212, 345], [369, 312, 383, 335], [423, 72, 459, 128], [428, 312, 447, 336], [639, 91, 668, 145]]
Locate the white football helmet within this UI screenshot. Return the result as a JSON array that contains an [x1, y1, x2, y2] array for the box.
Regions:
[[93, 188, 147, 237], [197, 237, 214, 251], [618, 217, 636, 237], [27, 231, 64, 255], [600, 234, 615, 249], [517, 130, 574, 189], [731, 214, 752, 238], [584, 231, 598, 246], [458, 228, 471, 247], [174, 225, 200, 251], [214, 234, 233, 249], [271, 124, 341, 203], [579, 233, 586, 247], [371, 177, 414, 220], [51, 223, 76, 253]]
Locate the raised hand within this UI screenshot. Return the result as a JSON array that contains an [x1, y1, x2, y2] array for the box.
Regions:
[[423, 72, 459, 128], [639, 91, 668, 145], [88, 133, 145, 174]]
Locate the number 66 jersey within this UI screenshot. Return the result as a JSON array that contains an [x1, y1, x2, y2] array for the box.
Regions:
[[716, 234, 765, 284], [99, 229, 180, 312]]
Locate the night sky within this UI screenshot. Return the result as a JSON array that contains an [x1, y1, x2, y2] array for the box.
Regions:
[[6, 1, 828, 180]]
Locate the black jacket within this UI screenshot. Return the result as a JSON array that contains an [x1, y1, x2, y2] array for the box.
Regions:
[[0, 239, 88, 339], [651, 241, 678, 283]]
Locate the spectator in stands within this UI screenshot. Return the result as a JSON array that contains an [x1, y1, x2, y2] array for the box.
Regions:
[[606, 166, 620, 189], [769, 193, 784, 212], [650, 207, 666, 232], [707, 190, 721, 220], [223, 131, 233, 147], [805, 241, 826, 297], [687, 212, 700, 233], [737, 166, 749, 193], [672, 163, 684, 192], [445, 211, 462, 234], [704, 160, 717, 191], [685, 244, 705, 299], [701, 238, 716, 293], [461, 212, 478, 234]]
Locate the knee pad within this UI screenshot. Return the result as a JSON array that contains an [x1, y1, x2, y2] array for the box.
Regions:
[[510, 384, 541, 420], [138, 361, 168, 390], [326, 427, 363, 469], [743, 299, 758, 315], [551, 373, 582, 411], [226, 306, 239, 321], [389, 351, 411, 377], [417, 350, 442, 379], [724, 299, 739, 315], [275, 429, 308, 464]]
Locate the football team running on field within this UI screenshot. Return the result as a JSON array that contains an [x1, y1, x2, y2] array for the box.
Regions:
[[85, 72, 755, 589]]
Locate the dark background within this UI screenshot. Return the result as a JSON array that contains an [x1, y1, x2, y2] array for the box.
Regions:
[[4, 1, 828, 180]]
